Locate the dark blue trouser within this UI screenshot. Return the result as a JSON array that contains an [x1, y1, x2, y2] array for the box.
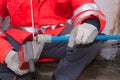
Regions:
[[0, 24, 102, 80], [41, 24, 102, 80], [0, 64, 31, 80]]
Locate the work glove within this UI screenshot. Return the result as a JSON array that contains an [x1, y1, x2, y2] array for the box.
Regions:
[[5, 50, 29, 75], [5, 40, 45, 75], [68, 23, 98, 47]]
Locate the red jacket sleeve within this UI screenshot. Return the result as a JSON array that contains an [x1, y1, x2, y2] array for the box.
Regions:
[[0, 38, 13, 64], [71, 0, 106, 33], [0, 0, 13, 64]]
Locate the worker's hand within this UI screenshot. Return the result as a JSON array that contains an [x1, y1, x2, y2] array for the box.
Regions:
[[4, 50, 29, 75], [68, 23, 98, 47], [4, 40, 45, 75]]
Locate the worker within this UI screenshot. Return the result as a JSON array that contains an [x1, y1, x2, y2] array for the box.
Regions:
[[0, 0, 106, 80]]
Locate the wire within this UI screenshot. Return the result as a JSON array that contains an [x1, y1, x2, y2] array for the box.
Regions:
[[30, 0, 35, 39]]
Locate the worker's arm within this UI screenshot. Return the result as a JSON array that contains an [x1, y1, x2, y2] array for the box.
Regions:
[[67, 0, 106, 47], [71, 0, 106, 33], [4, 40, 45, 75]]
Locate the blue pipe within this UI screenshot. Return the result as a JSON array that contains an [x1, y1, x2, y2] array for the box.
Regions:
[[52, 35, 120, 41]]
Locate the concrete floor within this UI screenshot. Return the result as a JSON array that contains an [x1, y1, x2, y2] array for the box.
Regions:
[[35, 48, 120, 80]]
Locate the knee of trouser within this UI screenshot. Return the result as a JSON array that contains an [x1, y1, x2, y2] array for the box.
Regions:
[[64, 42, 102, 63]]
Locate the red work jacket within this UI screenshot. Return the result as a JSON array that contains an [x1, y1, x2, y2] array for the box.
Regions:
[[0, 0, 106, 63]]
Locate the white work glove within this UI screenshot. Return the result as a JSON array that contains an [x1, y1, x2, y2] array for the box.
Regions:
[[68, 23, 98, 47], [5, 40, 45, 75], [5, 50, 29, 75]]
